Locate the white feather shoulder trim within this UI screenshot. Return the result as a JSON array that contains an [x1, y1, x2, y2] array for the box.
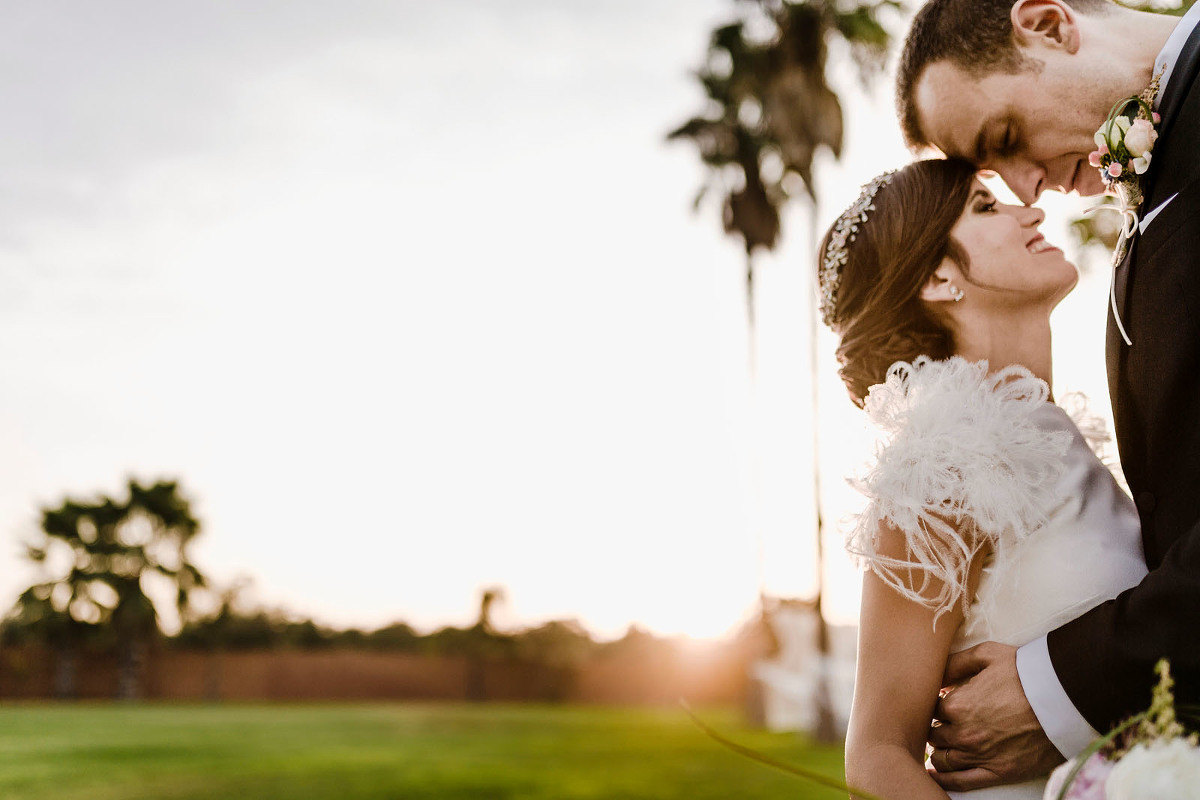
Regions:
[[847, 357, 1072, 619]]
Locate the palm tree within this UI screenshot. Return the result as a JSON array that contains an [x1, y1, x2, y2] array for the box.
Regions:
[[669, 0, 898, 329], [464, 585, 507, 701], [475, 585, 506, 634], [669, 0, 900, 741], [25, 479, 206, 699]]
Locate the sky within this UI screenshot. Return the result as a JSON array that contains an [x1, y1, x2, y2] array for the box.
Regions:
[[0, 1, 1116, 641]]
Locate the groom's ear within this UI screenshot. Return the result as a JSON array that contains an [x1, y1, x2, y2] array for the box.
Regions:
[[1011, 0, 1081, 55]]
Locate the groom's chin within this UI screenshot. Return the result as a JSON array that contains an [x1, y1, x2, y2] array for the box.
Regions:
[[1073, 166, 1108, 197]]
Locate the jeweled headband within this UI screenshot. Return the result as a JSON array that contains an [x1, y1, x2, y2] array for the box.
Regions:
[[818, 170, 896, 328]]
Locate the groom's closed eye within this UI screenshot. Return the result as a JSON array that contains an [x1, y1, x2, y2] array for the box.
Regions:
[[976, 119, 1017, 162], [972, 124, 997, 162], [996, 123, 1017, 157]]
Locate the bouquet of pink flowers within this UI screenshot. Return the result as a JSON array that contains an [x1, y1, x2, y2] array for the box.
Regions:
[[1044, 660, 1200, 800]]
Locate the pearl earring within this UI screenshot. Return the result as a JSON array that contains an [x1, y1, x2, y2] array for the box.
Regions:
[[949, 285, 964, 302]]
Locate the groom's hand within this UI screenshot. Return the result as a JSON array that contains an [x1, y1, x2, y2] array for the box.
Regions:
[[926, 642, 1064, 791]]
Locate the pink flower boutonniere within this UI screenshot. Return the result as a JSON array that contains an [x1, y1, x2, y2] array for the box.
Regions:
[[1087, 102, 1160, 215], [1087, 66, 1164, 348]]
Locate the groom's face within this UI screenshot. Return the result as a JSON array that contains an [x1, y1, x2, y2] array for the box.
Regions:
[[913, 59, 1107, 204]]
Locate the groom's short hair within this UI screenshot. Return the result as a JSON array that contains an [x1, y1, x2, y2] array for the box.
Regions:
[[897, 0, 1111, 149]]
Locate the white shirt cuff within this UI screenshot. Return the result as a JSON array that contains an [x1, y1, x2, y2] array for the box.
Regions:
[[1015, 635, 1100, 759]]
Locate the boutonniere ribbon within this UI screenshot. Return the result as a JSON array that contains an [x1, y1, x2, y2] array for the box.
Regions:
[[1084, 66, 1164, 347]]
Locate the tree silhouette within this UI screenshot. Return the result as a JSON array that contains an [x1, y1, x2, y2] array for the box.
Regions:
[[475, 585, 506, 634], [22, 478, 206, 699], [668, 0, 898, 332], [462, 585, 508, 700], [6, 587, 94, 698], [669, 0, 900, 741]]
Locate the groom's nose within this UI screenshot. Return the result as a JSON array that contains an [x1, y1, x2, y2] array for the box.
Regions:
[[994, 161, 1044, 205]]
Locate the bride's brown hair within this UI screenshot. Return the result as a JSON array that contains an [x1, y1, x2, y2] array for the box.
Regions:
[[819, 158, 978, 407]]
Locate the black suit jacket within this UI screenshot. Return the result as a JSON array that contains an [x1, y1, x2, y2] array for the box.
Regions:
[[1047, 23, 1200, 731]]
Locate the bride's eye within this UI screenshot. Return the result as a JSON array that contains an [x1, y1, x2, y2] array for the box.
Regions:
[[975, 199, 997, 213]]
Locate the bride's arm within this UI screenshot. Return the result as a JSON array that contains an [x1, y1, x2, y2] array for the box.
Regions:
[[844, 522, 984, 800]]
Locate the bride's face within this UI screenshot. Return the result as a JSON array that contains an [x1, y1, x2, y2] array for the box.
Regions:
[[948, 180, 1078, 308]]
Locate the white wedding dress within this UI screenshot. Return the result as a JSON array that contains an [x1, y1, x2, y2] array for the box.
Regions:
[[847, 358, 1148, 800]]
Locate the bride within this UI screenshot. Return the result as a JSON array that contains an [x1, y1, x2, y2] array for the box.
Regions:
[[821, 159, 1148, 799]]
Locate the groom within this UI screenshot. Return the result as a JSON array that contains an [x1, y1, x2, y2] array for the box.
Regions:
[[896, 0, 1200, 791]]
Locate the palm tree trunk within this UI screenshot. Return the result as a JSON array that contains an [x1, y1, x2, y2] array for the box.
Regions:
[[116, 636, 144, 700], [205, 646, 224, 702], [743, 254, 773, 729], [808, 205, 838, 744], [53, 643, 76, 699], [746, 254, 761, 582]]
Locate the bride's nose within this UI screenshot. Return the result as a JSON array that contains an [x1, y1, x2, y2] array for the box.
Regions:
[[1013, 203, 1045, 227]]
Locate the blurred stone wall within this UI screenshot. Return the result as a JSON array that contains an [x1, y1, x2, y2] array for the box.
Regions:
[[0, 645, 750, 705]]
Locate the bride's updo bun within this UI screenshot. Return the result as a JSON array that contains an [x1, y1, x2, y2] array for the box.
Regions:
[[818, 158, 977, 407]]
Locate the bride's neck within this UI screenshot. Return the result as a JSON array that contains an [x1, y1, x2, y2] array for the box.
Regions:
[[952, 316, 1054, 390]]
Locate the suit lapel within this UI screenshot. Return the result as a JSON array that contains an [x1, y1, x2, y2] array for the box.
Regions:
[[1108, 19, 1200, 370], [1156, 19, 1200, 143], [1141, 19, 1200, 214], [1109, 19, 1200, 489], [1107, 238, 1135, 404]]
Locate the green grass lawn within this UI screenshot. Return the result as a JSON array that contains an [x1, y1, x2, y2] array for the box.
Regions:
[[0, 703, 847, 799]]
